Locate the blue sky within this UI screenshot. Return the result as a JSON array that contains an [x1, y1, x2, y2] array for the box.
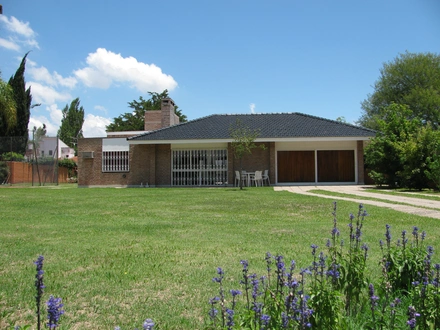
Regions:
[[1, 0, 439, 137]]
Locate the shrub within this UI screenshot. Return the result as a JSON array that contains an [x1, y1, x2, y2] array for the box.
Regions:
[[58, 158, 77, 179], [0, 161, 9, 183], [1, 151, 24, 161]]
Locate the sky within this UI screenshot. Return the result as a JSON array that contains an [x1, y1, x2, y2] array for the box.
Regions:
[[0, 0, 439, 138]]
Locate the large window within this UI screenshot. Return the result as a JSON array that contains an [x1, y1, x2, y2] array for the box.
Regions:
[[102, 138, 130, 173], [172, 149, 227, 186]]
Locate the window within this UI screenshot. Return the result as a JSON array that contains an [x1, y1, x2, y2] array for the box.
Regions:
[[172, 149, 227, 186], [102, 138, 130, 172], [49, 150, 53, 156], [102, 151, 129, 172]]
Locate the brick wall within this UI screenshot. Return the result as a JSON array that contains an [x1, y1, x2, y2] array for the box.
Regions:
[[144, 111, 162, 131], [229, 142, 273, 184]]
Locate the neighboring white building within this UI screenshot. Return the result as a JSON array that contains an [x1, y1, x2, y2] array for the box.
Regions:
[[27, 137, 75, 159]]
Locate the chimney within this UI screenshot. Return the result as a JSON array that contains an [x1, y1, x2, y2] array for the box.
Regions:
[[160, 98, 179, 128], [144, 97, 180, 131]]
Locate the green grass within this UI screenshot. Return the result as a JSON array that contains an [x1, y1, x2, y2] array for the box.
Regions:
[[1, 186, 439, 329]]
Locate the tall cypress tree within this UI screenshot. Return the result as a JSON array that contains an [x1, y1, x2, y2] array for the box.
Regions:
[[8, 52, 32, 154]]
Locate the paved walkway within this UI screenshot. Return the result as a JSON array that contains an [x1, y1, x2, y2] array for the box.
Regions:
[[274, 185, 440, 219]]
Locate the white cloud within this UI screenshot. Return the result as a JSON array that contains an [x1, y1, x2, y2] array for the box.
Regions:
[[250, 103, 256, 114], [74, 48, 178, 93], [0, 15, 39, 50], [28, 104, 63, 137], [82, 114, 112, 137], [27, 81, 72, 105], [28, 65, 77, 88], [0, 37, 20, 51]]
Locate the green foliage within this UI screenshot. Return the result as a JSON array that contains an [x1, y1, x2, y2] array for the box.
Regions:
[[1, 151, 24, 161], [106, 90, 187, 132], [365, 103, 440, 189], [0, 160, 9, 183], [359, 51, 440, 130], [397, 124, 440, 190], [381, 226, 426, 294], [7, 53, 32, 154], [0, 75, 16, 136], [58, 158, 77, 178], [57, 98, 85, 155]]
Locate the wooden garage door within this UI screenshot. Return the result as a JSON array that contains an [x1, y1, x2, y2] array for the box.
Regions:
[[317, 150, 355, 182], [277, 151, 315, 182]]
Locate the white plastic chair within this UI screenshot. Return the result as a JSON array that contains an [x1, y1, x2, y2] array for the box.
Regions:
[[262, 170, 270, 186], [252, 171, 263, 187]]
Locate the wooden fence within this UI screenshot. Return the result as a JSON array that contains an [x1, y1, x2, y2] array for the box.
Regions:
[[5, 161, 69, 185]]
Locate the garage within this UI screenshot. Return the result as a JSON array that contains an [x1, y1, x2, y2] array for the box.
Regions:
[[277, 150, 355, 184]]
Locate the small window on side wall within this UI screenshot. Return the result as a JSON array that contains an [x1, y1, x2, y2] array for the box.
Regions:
[[102, 151, 129, 172]]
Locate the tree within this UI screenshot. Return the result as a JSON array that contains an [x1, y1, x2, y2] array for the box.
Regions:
[[57, 98, 84, 155], [106, 90, 187, 132], [229, 119, 265, 190], [358, 51, 440, 130], [364, 104, 420, 187], [8, 53, 32, 154], [0, 74, 16, 136], [398, 124, 440, 190]]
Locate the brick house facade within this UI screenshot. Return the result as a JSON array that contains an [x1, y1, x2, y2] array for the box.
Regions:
[[78, 98, 374, 187]]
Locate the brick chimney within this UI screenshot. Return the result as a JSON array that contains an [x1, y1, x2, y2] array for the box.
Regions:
[[144, 97, 180, 131]]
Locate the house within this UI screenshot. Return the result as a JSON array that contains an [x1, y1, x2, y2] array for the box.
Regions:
[[27, 136, 75, 160], [77, 98, 375, 187]]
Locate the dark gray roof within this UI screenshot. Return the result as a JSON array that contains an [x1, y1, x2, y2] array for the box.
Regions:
[[128, 113, 375, 141]]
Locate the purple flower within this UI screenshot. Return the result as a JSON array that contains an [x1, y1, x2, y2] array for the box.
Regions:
[[240, 260, 249, 271], [261, 314, 270, 329], [310, 244, 318, 255], [46, 296, 64, 329], [34, 255, 45, 329], [209, 308, 218, 319], [226, 309, 235, 328], [407, 306, 420, 329], [385, 224, 392, 245], [143, 318, 154, 330], [230, 289, 241, 297]]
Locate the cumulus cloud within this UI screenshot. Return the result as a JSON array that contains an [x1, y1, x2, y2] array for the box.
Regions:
[[28, 104, 63, 137], [82, 114, 112, 137], [28, 65, 77, 88], [0, 15, 39, 51], [27, 81, 72, 105], [74, 48, 178, 93], [250, 103, 256, 114]]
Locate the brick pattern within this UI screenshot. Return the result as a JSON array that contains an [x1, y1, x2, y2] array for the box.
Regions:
[[229, 142, 273, 184]]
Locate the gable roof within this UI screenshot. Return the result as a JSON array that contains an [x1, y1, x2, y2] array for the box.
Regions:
[[128, 113, 375, 142]]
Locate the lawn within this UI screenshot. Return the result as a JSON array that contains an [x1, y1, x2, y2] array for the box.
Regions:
[[1, 186, 439, 329]]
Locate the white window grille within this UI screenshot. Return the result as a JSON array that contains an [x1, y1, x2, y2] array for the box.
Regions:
[[102, 151, 129, 172], [172, 149, 228, 186]]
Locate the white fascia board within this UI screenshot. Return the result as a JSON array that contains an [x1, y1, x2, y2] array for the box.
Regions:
[[128, 136, 372, 145], [261, 136, 372, 142], [128, 139, 231, 145]]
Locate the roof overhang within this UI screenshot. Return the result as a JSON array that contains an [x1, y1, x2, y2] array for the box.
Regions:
[[128, 136, 373, 145]]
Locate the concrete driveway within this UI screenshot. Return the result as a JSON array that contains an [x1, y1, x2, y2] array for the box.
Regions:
[[274, 185, 440, 219]]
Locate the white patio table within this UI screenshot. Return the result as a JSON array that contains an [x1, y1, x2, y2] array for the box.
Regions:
[[242, 171, 255, 186]]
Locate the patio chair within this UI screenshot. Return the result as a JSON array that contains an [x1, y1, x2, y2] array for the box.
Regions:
[[262, 169, 270, 186], [235, 171, 247, 187], [251, 171, 263, 187]]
